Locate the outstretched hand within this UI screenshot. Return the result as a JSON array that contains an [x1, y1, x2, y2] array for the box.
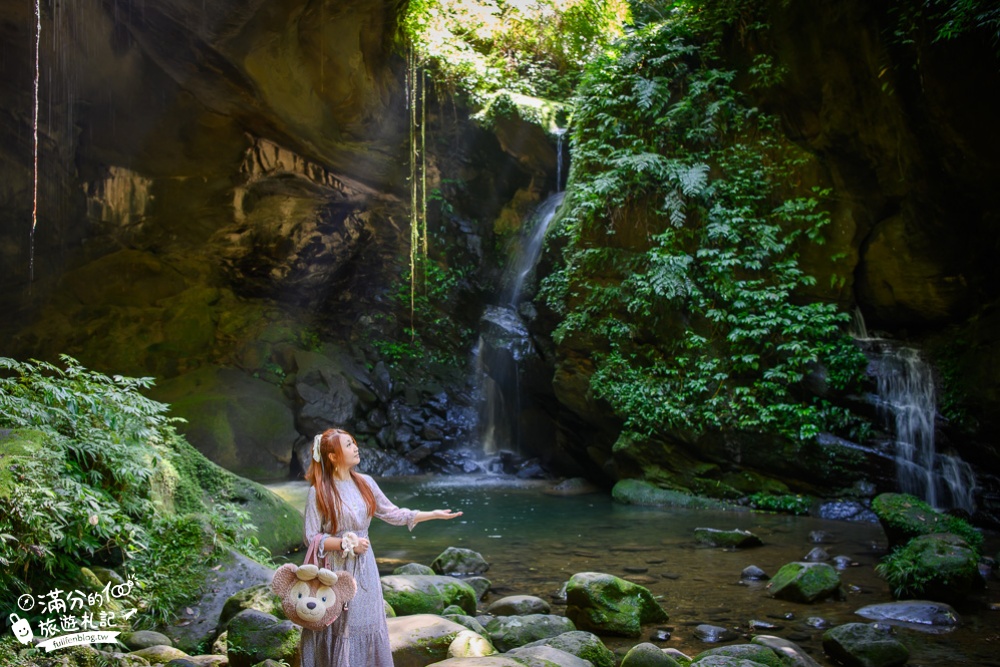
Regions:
[[431, 509, 462, 520]]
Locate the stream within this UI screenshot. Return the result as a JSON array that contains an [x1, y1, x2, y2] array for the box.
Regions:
[[265, 474, 1000, 666]]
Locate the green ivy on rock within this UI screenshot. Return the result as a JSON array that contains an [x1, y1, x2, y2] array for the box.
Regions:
[[542, 16, 868, 445]]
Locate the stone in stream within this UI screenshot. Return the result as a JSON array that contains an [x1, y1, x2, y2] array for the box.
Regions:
[[875, 532, 981, 602], [620, 642, 682, 666], [768, 562, 843, 603], [432, 546, 491, 575], [381, 574, 478, 615], [832, 555, 856, 569], [693, 624, 737, 643], [506, 645, 595, 666], [809, 530, 833, 543], [853, 600, 960, 630], [225, 609, 299, 667], [388, 614, 476, 667], [486, 594, 551, 616], [694, 527, 764, 549], [803, 616, 832, 629], [394, 562, 437, 575], [740, 565, 769, 581], [695, 643, 786, 667], [565, 571, 669, 637], [484, 614, 577, 652], [751, 635, 824, 667], [120, 630, 173, 650], [519, 630, 616, 667], [803, 547, 829, 562], [748, 619, 782, 632], [465, 575, 492, 601], [650, 628, 672, 642], [822, 623, 909, 667]]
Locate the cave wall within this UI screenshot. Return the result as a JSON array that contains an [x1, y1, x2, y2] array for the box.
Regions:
[[0, 0, 544, 479]]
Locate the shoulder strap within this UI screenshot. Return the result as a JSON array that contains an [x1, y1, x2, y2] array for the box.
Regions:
[[304, 532, 326, 567]]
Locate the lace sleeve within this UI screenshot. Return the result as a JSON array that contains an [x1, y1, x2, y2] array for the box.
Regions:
[[368, 475, 419, 531]]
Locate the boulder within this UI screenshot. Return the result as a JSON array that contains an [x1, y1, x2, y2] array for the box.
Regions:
[[750, 636, 823, 667], [395, 562, 438, 576], [432, 547, 491, 575], [875, 532, 981, 602], [381, 574, 479, 615], [870, 493, 983, 551], [445, 614, 491, 637], [612, 480, 729, 509], [822, 623, 909, 667], [487, 595, 551, 616], [768, 562, 843, 603], [694, 528, 763, 549], [164, 657, 227, 667], [854, 600, 960, 630], [519, 630, 615, 667], [740, 566, 769, 581], [121, 630, 173, 651], [130, 645, 189, 664], [225, 609, 300, 667], [565, 572, 669, 637], [505, 645, 594, 666], [388, 614, 475, 667], [694, 644, 784, 667], [465, 576, 493, 601], [621, 642, 682, 666], [484, 614, 577, 652], [218, 584, 284, 631], [693, 625, 737, 643]]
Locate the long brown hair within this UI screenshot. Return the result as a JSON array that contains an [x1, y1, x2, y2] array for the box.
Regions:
[[305, 428, 377, 534]]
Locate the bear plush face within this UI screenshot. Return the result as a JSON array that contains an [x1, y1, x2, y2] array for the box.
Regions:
[[270, 563, 357, 631]]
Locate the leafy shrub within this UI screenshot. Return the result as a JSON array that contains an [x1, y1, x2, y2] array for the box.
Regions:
[[539, 12, 868, 448], [0, 356, 269, 624], [747, 492, 812, 516]]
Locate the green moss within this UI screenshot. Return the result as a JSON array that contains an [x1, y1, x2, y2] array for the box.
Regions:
[[612, 479, 731, 509], [769, 562, 842, 603], [695, 644, 783, 667], [875, 532, 981, 601], [872, 493, 983, 551]]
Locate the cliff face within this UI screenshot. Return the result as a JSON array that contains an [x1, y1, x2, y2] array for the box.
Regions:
[[0, 0, 540, 479]]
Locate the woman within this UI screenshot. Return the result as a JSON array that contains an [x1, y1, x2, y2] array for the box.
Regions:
[[301, 428, 463, 666]]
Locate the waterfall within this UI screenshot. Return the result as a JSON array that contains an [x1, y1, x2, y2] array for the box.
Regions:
[[554, 128, 567, 193], [871, 344, 977, 513], [475, 192, 565, 456]]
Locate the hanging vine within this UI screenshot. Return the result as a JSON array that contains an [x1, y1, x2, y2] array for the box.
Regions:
[[407, 45, 430, 339]]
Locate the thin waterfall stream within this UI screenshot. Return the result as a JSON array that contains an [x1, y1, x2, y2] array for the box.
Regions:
[[474, 192, 565, 456]]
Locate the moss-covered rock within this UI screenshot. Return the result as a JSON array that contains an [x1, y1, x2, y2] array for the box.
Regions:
[[432, 546, 491, 575], [131, 644, 189, 664], [768, 562, 843, 603], [381, 574, 478, 615], [694, 528, 763, 549], [448, 629, 498, 658], [484, 614, 577, 652], [612, 480, 730, 509], [486, 595, 551, 616], [225, 609, 300, 667], [395, 562, 437, 576], [388, 614, 473, 667], [565, 571, 669, 637], [622, 642, 683, 666], [875, 533, 982, 602], [519, 630, 616, 667], [822, 623, 909, 667], [219, 584, 285, 631], [871, 493, 983, 551], [694, 644, 783, 667]]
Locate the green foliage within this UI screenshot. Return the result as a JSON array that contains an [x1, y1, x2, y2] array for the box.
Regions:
[[875, 532, 980, 600], [541, 17, 867, 445], [871, 492, 983, 551], [0, 356, 269, 625], [402, 0, 631, 107], [747, 492, 811, 515], [889, 0, 1000, 48]]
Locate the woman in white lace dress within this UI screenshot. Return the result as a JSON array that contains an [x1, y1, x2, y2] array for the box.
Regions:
[[301, 428, 463, 666]]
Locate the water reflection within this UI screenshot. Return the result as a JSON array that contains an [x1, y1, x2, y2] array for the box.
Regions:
[[266, 475, 1000, 665]]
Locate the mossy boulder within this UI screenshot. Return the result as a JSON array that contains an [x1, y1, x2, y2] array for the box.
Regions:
[[121, 630, 174, 651], [822, 623, 909, 667], [750, 636, 823, 667], [871, 493, 983, 551], [505, 644, 594, 667], [432, 547, 491, 575], [225, 609, 300, 667], [484, 614, 577, 652], [565, 571, 669, 637], [612, 480, 729, 509], [381, 574, 478, 615], [448, 629, 498, 658], [519, 630, 616, 667], [388, 614, 475, 667], [131, 644, 189, 663], [219, 584, 285, 631], [395, 562, 437, 576], [875, 533, 982, 602], [486, 595, 551, 616], [694, 528, 763, 549], [768, 562, 843, 603], [694, 644, 783, 667], [622, 642, 683, 666]]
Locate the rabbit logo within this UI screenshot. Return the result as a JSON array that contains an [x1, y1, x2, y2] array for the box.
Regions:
[[9, 613, 33, 644]]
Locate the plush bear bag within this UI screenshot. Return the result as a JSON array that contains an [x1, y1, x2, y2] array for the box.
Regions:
[[270, 533, 358, 631]]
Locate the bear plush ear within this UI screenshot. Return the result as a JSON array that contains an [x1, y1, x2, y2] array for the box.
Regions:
[[296, 564, 319, 581], [271, 564, 299, 596], [317, 568, 339, 586]]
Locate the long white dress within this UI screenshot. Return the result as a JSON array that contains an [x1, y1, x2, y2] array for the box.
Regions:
[[300, 474, 417, 667]]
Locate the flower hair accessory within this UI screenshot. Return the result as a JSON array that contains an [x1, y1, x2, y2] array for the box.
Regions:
[[312, 434, 323, 463], [340, 532, 360, 557]]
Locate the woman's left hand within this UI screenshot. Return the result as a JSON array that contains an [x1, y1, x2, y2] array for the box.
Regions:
[[431, 509, 462, 520]]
